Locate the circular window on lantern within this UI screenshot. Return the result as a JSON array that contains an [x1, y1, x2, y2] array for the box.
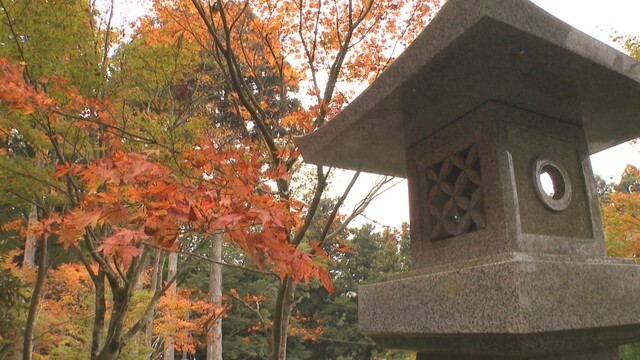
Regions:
[[533, 157, 572, 212]]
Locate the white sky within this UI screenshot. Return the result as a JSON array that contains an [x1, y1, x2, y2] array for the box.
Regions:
[[344, 0, 640, 228]]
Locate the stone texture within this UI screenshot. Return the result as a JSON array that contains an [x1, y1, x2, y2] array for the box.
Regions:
[[295, 0, 640, 177], [407, 102, 605, 268], [359, 252, 639, 357], [415, 347, 620, 360]]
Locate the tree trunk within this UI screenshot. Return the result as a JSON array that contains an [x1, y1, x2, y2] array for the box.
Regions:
[[22, 234, 48, 360], [96, 287, 128, 360], [271, 276, 296, 360], [90, 270, 106, 360], [22, 204, 38, 267], [23, 157, 44, 267], [145, 248, 163, 348], [96, 251, 148, 360], [206, 233, 223, 360], [163, 252, 178, 360]]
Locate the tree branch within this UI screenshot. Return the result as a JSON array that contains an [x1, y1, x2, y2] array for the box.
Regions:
[[291, 165, 327, 246], [319, 170, 360, 242]]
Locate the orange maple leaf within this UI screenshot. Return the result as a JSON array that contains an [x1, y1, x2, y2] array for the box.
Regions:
[[73, 208, 103, 229]]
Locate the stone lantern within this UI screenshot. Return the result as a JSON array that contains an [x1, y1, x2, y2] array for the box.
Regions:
[[296, 0, 640, 359]]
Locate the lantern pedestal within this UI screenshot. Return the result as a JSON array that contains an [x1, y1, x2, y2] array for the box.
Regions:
[[360, 253, 639, 359]]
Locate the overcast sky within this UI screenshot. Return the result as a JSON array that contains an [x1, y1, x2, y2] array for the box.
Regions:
[[531, 0, 640, 43]]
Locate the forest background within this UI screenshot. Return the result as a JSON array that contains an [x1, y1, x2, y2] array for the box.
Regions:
[[0, 1, 640, 360]]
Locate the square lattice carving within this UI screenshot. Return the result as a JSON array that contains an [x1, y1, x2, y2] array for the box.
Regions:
[[424, 144, 486, 241]]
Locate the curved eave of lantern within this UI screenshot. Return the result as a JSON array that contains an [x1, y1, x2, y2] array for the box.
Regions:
[[294, 0, 640, 178]]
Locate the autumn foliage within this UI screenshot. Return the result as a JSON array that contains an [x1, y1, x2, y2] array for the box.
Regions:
[[1, 54, 331, 278], [3, 0, 639, 356], [0, 0, 441, 358], [601, 165, 640, 259]]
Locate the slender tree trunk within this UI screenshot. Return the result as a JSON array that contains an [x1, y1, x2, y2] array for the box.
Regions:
[[207, 233, 223, 360], [145, 248, 163, 348], [23, 157, 44, 267], [90, 270, 106, 360], [22, 204, 38, 267], [271, 276, 295, 360], [163, 252, 178, 360], [22, 234, 48, 360]]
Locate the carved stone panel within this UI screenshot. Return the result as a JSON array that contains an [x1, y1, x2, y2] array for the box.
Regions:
[[424, 145, 486, 241]]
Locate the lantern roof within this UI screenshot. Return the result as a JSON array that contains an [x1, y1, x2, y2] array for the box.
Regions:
[[295, 0, 640, 177]]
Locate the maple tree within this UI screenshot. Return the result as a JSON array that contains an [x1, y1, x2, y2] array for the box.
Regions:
[[0, 53, 327, 358], [0, 2, 305, 358], [599, 165, 640, 259], [174, 0, 441, 358], [0, 1, 109, 357], [0, 0, 443, 358]]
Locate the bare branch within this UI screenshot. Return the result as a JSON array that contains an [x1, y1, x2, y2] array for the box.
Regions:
[[327, 176, 400, 239], [228, 292, 266, 324], [143, 242, 279, 279], [101, 0, 115, 69], [192, 0, 281, 170], [291, 165, 327, 246], [319, 170, 360, 242]]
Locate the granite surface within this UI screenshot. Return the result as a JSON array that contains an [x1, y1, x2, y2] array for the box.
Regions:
[[407, 102, 606, 268], [416, 347, 620, 360], [359, 252, 640, 356], [295, 0, 640, 177]]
